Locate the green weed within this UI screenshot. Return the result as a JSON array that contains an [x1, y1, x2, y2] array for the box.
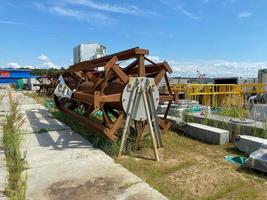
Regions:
[[3, 91, 26, 200]]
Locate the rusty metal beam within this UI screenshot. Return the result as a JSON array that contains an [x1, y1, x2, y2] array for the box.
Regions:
[[66, 47, 149, 73]]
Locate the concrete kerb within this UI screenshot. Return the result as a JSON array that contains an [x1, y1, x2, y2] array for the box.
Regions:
[[164, 115, 229, 145], [187, 113, 267, 141]]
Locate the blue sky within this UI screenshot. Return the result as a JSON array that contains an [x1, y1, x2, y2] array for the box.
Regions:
[[0, 0, 267, 77]]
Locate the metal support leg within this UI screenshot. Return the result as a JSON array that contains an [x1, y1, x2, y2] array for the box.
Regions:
[[141, 86, 160, 161]]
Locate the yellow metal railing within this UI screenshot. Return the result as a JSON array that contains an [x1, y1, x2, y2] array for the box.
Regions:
[[240, 83, 267, 94], [168, 83, 267, 107]]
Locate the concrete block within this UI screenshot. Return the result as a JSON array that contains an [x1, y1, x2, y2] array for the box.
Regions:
[[249, 104, 267, 122], [179, 123, 229, 145], [235, 135, 267, 154], [245, 144, 267, 173]]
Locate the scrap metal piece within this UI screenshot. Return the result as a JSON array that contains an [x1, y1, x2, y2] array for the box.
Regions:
[[54, 75, 73, 98]]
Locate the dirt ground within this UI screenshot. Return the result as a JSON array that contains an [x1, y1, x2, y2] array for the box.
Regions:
[[117, 132, 267, 200]]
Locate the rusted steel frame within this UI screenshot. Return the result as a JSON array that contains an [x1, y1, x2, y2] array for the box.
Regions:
[[159, 95, 175, 103], [100, 93, 121, 102], [73, 91, 121, 106], [104, 57, 118, 77], [61, 106, 117, 141], [100, 57, 119, 95], [73, 92, 94, 105], [126, 63, 166, 75], [138, 55, 145, 77], [91, 57, 118, 93], [164, 74, 172, 94], [65, 62, 106, 74], [164, 101, 171, 119], [154, 68, 167, 85], [101, 105, 114, 128], [66, 47, 149, 73], [108, 112, 125, 140], [122, 59, 138, 72], [84, 71, 98, 84], [159, 118, 171, 134], [108, 60, 138, 82], [111, 64, 129, 85]]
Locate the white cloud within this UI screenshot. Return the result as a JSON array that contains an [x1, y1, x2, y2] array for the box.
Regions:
[[183, 10, 200, 20], [177, 6, 200, 20], [37, 54, 51, 62], [36, 54, 62, 69], [6, 62, 35, 69], [65, 0, 155, 16], [146, 56, 267, 78], [238, 12, 252, 19], [41, 62, 62, 69], [0, 19, 22, 25], [168, 60, 267, 78], [33, 2, 113, 25], [146, 56, 162, 63]]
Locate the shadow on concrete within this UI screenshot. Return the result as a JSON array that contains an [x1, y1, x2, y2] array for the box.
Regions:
[[24, 108, 93, 150]]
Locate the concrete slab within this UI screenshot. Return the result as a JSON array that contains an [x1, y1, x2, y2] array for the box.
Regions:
[[178, 122, 229, 145], [25, 159, 167, 200], [21, 117, 70, 133], [0, 103, 47, 113], [22, 131, 113, 168], [0, 108, 52, 120], [235, 135, 267, 154], [22, 129, 90, 149]]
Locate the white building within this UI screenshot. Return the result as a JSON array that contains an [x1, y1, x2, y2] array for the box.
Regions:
[[73, 43, 107, 64]]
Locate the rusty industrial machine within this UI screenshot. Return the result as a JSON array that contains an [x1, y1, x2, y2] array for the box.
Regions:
[[33, 75, 58, 96], [54, 47, 176, 160]]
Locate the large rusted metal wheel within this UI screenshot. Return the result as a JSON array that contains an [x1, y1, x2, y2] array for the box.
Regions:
[[54, 47, 176, 141]]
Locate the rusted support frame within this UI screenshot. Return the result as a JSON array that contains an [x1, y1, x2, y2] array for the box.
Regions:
[[138, 55, 145, 77], [73, 91, 121, 108], [66, 47, 149, 73], [159, 94, 175, 103]]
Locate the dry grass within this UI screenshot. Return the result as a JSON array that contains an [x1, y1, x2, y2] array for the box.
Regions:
[[117, 132, 267, 200]]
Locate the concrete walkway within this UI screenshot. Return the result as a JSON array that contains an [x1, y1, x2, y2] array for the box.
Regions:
[[1, 90, 167, 200]]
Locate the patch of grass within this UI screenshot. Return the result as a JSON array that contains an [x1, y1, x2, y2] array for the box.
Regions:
[[3, 91, 27, 200], [37, 128, 52, 134], [23, 92, 51, 106], [217, 106, 249, 119], [117, 133, 267, 200]]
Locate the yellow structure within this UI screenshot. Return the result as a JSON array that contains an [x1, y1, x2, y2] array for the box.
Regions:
[[169, 83, 267, 107]]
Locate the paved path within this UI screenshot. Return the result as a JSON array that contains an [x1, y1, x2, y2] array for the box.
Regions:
[[0, 89, 167, 200]]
